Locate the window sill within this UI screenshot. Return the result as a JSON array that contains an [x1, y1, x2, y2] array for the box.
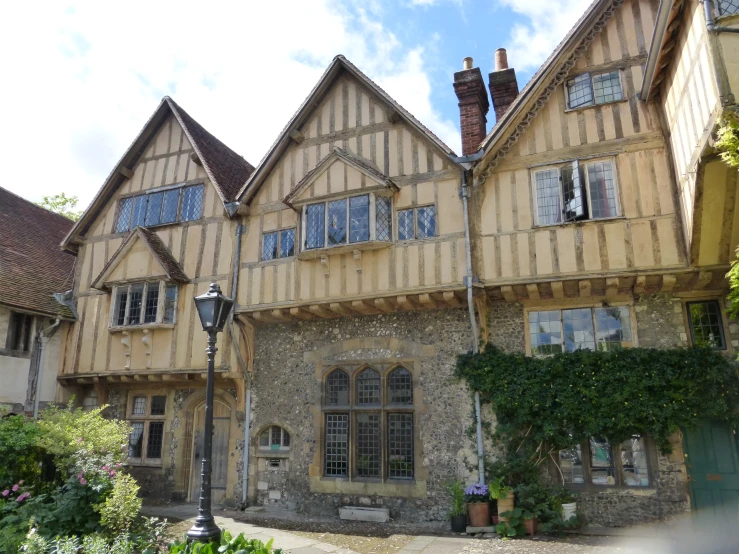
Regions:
[[299, 240, 392, 259], [532, 215, 625, 230], [109, 323, 175, 333], [396, 236, 438, 245], [564, 98, 628, 114], [255, 450, 290, 458], [126, 460, 163, 468]]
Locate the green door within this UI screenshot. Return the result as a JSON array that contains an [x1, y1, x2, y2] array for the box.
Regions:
[[683, 420, 739, 525]]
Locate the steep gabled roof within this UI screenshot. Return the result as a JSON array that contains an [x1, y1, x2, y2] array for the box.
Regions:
[[92, 227, 189, 290], [237, 55, 455, 206], [640, 0, 683, 102], [477, 0, 624, 176], [0, 187, 76, 319], [62, 97, 253, 252], [284, 147, 398, 207]]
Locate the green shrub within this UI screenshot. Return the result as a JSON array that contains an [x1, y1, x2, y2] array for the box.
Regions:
[[100, 474, 142, 534], [448, 480, 466, 517], [0, 416, 42, 487], [168, 530, 284, 553]]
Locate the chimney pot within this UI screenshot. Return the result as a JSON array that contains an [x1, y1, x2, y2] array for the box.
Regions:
[[453, 60, 489, 155], [494, 48, 508, 71], [463, 57, 474, 70]]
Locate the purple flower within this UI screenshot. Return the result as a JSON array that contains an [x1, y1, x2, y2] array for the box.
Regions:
[[102, 465, 109, 471], [2, 490, 9, 497], [79, 478, 87, 485], [16, 496, 23, 503], [11, 485, 19, 492], [464, 484, 489, 496], [115, 463, 122, 468], [109, 471, 116, 477]]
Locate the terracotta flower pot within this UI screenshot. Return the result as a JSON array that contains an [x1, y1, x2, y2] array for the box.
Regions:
[[497, 496, 515, 522], [524, 517, 538, 536], [467, 502, 490, 527], [491, 515, 499, 525]]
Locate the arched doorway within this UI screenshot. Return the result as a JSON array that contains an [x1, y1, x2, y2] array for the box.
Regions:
[[188, 399, 231, 504]]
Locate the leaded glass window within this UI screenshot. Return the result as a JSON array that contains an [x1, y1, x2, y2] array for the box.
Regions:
[[376, 196, 392, 241], [398, 209, 414, 240], [325, 369, 350, 406], [357, 368, 380, 405], [131, 195, 147, 228], [132, 396, 147, 416], [115, 290, 129, 326], [280, 229, 295, 257], [388, 414, 413, 479], [128, 393, 167, 465], [262, 232, 278, 261], [530, 310, 563, 355], [563, 308, 596, 352], [688, 301, 726, 349], [143, 283, 160, 324], [115, 197, 133, 233], [114, 183, 203, 232], [587, 161, 618, 219], [562, 162, 586, 222], [112, 281, 176, 327], [325, 414, 349, 476], [161, 189, 180, 224], [306, 204, 325, 249], [350, 195, 370, 243], [594, 307, 632, 350], [146, 422, 164, 459], [144, 192, 164, 226], [417, 206, 436, 238], [150, 396, 166, 416], [397, 206, 436, 241], [259, 426, 290, 450], [534, 169, 561, 225], [718, 0, 739, 15], [163, 285, 177, 323], [566, 71, 623, 109], [566, 73, 594, 109], [128, 422, 144, 458], [592, 71, 623, 104], [559, 444, 584, 484], [387, 368, 413, 405], [181, 185, 204, 221], [356, 414, 381, 477], [262, 228, 296, 261], [530, 306, 632, 355], [328, 198, 348, 245], [127, 284, 144, 325]]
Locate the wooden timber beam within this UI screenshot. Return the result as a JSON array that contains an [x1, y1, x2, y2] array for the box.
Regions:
[[351, 300, 379, 315], [526, 284, 540, 301], [661, 274, 677, 293], [634, 276, 647, 295], [551, 281, 565, 299], [418, 294, 438, 309], [396, 295, 419, 311], [329, 302, 354, 316], [309, 304, 337, 318], [500, 286, 517, 302], [190, 151, 202, 166], [374, 298, 397, 313], [289, 129, 305, 144], [605, 277, 619, 298], [442, 291, 462, 307], [270, 309, 291, 321], [386, 108, 401, 124], [578, 280, 592, 298], [133, 375, 147, 382], [120, 376, 134, 383], [147, 374, 163, 382], [290, 307, 314, 320], [694, 271, 712, 290], [118, 166, 134, 179]]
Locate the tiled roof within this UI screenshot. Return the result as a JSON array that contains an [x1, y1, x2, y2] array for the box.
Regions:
[[0, 187, 76, 318], [166, 97, 255, 203]]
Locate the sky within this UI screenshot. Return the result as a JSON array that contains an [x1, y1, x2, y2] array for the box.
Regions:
[[0, 0, 593, 211]]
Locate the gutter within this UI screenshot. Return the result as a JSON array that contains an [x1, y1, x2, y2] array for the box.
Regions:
[[33, 318, 61, 420], [640, 0, 675, 101], [451, 150, 486, 485]]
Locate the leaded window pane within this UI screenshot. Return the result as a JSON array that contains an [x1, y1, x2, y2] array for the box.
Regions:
[[562, 162, 586, 222], [143, 283, 159, 324], [388, 414, 413, 478], [563, 308, 596, 352], [146, 421, 164, 459], [325, 369, 350, 406], [587, 161, 618, 218], [262, 232, 278, 261], [417, 206, 436, 238], [398, 209, 414, 241], [688, 301, 726, 349], [328, 199, 347, 245], [164, 285, 177, 323], [259, 429, 269, 447], [535, 169, 561, 225], [115, 197, 133, 233], [589, 437, 615, 486], [567, 73, 594, 109], [592, 71, 623, 104], [115, 290, 128, 326], [325, 413, 349, 476], [161, 189, 180, 224], [132, 396, 147, 416], [271, 425, 282, 447], [181, 185, 204, 222], [376, 196, 392, 241], [387, 367, 413, 405], [150, 395, 166, 416], [594, 306, 631, 350], [719, 0, 739, 15], [282, 429, 290, 447], [349, 195, 370, 243], [559, 444, 584, 484], [131, 195, 147, 228], [357, 368, 380, 405], [128, 422, 144, 458], [306, 204, 325, 249], [280, 229, 295, 258], [621, 436, 649, 486], [144, 192, 163, 226], [356, 414, 381, 478], [530, 310, 563, 355], [127, 284, 145, 325]]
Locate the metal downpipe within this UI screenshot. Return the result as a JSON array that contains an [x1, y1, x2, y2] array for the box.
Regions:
[[33, 318, 61, 420], [703, 0, 739, 33]]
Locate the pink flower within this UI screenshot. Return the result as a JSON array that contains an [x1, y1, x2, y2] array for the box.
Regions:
[[1, 490, 9, 497], [115, 463, 122, 468], [11, 485, 18, 492], [16, 496, 23, 503], [102, 465, 109, 471], [79, 478, 87, 485], [109, 471, 116, 477], [77, 473, 83, 479], [77, 438, 83, 443]]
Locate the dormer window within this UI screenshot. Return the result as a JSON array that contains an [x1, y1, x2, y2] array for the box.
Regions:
[[303, 193, 392, 251], [111, 281, 177, 328], [115, 183, 204, 233]]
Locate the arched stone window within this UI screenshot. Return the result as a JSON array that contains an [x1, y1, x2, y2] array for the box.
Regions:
[[259, 425, 290, 451], [322, 364, 414, 480]]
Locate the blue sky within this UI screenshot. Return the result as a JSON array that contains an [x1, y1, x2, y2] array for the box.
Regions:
[[0, 0, 592, 209]]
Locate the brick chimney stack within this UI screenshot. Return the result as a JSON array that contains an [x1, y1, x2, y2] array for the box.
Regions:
[[488, 48, 519, 123], [453, 57, 490, 156]]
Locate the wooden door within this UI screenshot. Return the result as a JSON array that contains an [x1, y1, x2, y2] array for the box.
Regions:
[[189, 400, 231, 504], [684, 420, 739, 525]]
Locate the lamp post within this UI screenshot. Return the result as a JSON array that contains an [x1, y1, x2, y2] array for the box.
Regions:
[[188, 282, 235, 543]]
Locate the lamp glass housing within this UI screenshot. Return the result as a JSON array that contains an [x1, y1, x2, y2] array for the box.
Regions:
[[194, 283, 234, 332]]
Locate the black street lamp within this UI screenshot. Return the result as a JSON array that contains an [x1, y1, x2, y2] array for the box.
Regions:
[[188, 282, 235, 543]]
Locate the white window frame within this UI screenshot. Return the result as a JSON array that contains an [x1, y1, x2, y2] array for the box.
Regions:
[[531, 157, 622, 227], [258, 425, 291, 452], [127, 392, 167, 467], [565, 70, 625, 111], [109, 280, 178, 329], [301, 192, 392, 252]]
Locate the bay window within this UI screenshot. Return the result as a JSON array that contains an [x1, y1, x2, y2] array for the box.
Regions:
[[111, 281, 177, 328]]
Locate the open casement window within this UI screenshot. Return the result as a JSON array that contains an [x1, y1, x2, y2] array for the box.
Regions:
[[6, 312, 34, 354], [302, 193, 392, 252], [262, 228, 296, 261], [127, 394, 167, 466], [529, 306, 633, 355], [322, 365, 414, 481], [259, 426, 291, 452], [557, 435, 651, 488], [115, 183, 204, 233], [110, 281, 178, 329], [565, 71, 624, 110], [533, 158, 620, 226]]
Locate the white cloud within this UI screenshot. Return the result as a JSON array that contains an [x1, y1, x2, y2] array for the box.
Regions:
[[0, 0, 460, 209], [496, 0, 593, 73]]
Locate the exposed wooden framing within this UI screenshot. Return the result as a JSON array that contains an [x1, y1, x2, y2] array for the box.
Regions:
[[289, 129, 305, 144], [270, 309, 291, 321], [351, 300, 379, 314], [147, 374, 162, 382], [118, 166, 134, 179], [308, 304, 337, 318], [289, 307, 315, 320], [189, 151, 202, 166], [386, 108, 401, 124], [442, 291, 462, 307], [634, 276, 647, 295], [551, 281, 565, 299], [474, 296, 489, 345], [661, 274, 677, 292], [329, 302, 354, 316], [526, 284, 540, 301], [694, 271, 712, 290], [396, 295, 418, 310], [578, 280, 592, 298], [605, 277, 619, 298], [418, 294, 438, 309], [120, 376, 134, 383], [500, 286, 517, 302], [133, 374, 147, 382], [374, 297, 397, 313]]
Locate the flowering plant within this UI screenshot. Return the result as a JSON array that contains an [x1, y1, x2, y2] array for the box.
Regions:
[[463, 483, 490, 503], [0, 480, 31, 505]]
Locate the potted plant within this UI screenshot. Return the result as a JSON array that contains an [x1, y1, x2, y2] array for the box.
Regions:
[[522, 510, 537, 536], [464, 483, 490, 527], [495, 507, 526, 538], [556, 488, 578, 522], [514, 483, 548, 536], [448, 480, 467, 532], [489, 477, 514, 522]]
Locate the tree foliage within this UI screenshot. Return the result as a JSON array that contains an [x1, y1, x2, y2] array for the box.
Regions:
[[0, 415, 42, 487], [35, 192, 83, 221], [716, 111, 739, 169], [456, 345, 739, 455]]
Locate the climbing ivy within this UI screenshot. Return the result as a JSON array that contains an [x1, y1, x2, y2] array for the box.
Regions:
[[716, 111, 739, 170], [456, 345, 739, 457]]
